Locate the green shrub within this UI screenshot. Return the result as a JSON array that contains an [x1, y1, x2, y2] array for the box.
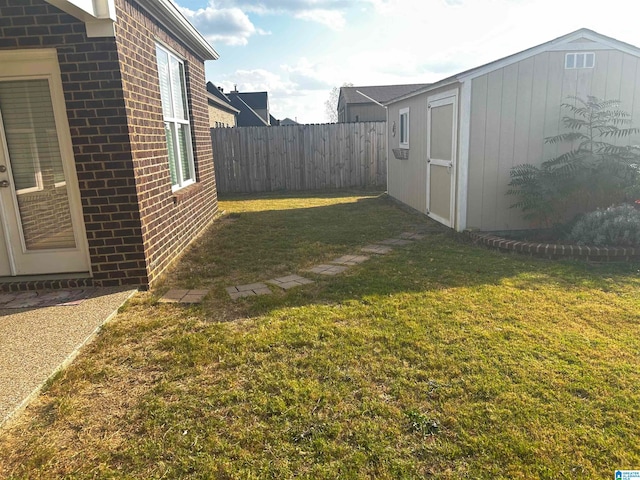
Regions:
[[568, 204, 640, 247], [508, 96, 640, 227]]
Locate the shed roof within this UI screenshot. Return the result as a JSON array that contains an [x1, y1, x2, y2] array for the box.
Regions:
[[339, 84, 429, 107], [386, 28, 640, 105]]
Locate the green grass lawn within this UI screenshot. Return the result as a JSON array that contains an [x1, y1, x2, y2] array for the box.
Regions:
[[1, 190, 639, 479]]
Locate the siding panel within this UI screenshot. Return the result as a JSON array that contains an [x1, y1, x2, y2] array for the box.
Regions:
[[467, 75, 488, 229]]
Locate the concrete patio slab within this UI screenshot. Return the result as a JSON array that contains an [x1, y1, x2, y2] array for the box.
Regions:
[[330, 255, 370, 266], [226, 283, 272, 299], [378, 238, 414, 246], [361, 244, 394, 255], [267, 275, 314, 290], [0, 287, 137, 430], [305, 264, 348, 276]]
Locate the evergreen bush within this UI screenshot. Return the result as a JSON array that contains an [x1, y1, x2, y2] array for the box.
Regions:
[[568, 204, 640, 247]]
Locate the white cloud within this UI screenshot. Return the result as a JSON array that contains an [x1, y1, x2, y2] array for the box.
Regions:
[[218, 68, 296, 95], [210, 0, 352, 28], [281, 58, 334, 90], [293, 9, 346, 29], [179, 4, 267, 46]]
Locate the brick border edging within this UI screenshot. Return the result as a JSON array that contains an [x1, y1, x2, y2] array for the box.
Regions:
[[466, 231, 640, 262], [0, 278, 94, 293]]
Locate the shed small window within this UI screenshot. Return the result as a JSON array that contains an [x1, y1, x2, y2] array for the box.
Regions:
[[399, 107, 409, 148], [565, 52, 595, 69], [156, 44, 195, 191]]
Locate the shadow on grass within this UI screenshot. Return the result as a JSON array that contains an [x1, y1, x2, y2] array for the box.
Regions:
[[159, 193, 639, 322]]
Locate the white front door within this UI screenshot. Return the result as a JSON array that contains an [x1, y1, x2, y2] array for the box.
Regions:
[[0, 50, 90, 277], [426, 91, 458, 227]]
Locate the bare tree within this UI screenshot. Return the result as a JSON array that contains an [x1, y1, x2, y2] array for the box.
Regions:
[[325, 82, 353, 123]]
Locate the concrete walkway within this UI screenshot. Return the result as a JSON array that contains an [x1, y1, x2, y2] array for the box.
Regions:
[[0, 287, 136, 429]]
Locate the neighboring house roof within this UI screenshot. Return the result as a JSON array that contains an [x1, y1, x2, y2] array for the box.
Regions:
[[45, 0, 219, 60], [280, 118, 299, 125], [387, 28, 640, 105], [339, 84, 429, 109], [227, 92, 269, 126], [236, 92, 269, 111], [269, 114, 279, 126], [206, 82, 240, 114]]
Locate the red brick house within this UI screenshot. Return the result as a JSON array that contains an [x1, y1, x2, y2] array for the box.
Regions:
[[0, 0, 219, 291]]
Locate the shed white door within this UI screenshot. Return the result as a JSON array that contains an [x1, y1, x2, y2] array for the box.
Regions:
[[426, 92, 457, 227], [0, 52, 89, 277]]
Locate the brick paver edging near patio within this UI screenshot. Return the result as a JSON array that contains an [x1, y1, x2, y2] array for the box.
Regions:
[[467, 231, 640, 262]]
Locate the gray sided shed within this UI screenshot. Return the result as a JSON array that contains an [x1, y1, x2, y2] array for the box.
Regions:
[[386, 29, 640, 232]]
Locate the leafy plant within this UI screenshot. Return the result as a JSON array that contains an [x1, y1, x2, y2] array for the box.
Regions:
[[508, 96, 640, 227], [405, 410, 441, 437], [568, 203, 640, 247]]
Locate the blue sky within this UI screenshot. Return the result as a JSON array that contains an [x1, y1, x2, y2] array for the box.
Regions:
[[176, 0, 640, 124]]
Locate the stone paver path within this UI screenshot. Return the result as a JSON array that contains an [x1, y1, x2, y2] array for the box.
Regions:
[[226, 283, 272, 299], [400, 232, 426, 240], [330, 255, 369, 266], [224, 231, 428, 300], [158, 289, 209, 304], [379, 238, 414, 246], [267, 275, 314, 290], [305, 264, 348, 276], [361, 244, 394, 255]]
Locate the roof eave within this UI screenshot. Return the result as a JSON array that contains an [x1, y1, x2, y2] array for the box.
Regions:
[[385, 28, 640, 105], [384, 78, 460, 105], [207, 93, 240, 114], [136, 0, 219, 61], [45, 0, 218, 60], [45, 0, 116, 37]]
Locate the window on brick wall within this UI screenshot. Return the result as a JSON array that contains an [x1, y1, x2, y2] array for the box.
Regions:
[[156, 44, 195, 191]]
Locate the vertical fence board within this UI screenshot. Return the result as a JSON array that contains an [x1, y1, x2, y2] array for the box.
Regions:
[[211, 122, 387, 194]]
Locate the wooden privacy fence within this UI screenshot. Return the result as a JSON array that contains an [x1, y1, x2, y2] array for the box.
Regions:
[[211, 122, 387, 193]]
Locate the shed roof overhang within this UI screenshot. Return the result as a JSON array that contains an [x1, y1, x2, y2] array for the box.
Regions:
[[45, 0, 219, 61], [384, 28, 640, 106]]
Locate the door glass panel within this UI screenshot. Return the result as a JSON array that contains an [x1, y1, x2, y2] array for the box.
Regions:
[[0, 80, 76, 250], [430, 103, 453, 161]]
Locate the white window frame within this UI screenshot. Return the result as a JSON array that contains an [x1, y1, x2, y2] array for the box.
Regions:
[[399, 107, 409, 148], [565, 52, 595, 69], [156, 44, 196, 191]]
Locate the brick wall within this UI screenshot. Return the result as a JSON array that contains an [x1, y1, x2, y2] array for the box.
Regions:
[[208, 104, 236, 128], [114, 0, 218, 286], [0, 0, 148, 288], [0, 0, 217, 289]]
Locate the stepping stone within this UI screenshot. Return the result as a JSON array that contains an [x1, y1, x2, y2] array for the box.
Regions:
[[400, 232, 427, 240], [361, 244, 393, 255], [378, 238, 414, 246], [305, 264, 348, 276], [267, 274, 314, 290], [330, 255, 369, 266], [225, 283, 271, 300], [159, 289, 210, 304]]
